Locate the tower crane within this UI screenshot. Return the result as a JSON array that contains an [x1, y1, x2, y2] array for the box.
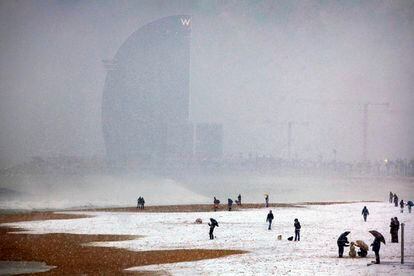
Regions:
[[295, 99, 389, 161]]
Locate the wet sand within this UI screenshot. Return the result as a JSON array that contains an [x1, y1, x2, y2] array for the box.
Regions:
[[79, 200, 378, 213], [0, 212, 244, 275]]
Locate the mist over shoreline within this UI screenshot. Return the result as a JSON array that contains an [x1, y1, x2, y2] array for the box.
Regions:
[[1, 170, 413, 210]]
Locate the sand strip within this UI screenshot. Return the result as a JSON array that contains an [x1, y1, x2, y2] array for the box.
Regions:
[[0, 212, 245, 275]]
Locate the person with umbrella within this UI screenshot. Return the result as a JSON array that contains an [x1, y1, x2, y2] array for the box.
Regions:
[[407, 200, 413, 213], [337, 231, 350, 258], [369, 230, 385, 264], [208, 218, 219, 240], [361, 206, 369, 222], [355, 240, 368, 257]]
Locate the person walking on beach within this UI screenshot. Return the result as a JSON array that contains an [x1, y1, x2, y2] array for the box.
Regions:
[[394, 194, 399, 207], [208, 218, 219, 240], [371, 237, 381, 264], [237, 194, 242, 205], [400, 199, 404, 213], [266, 210, 274, 230], [141, 197, 145, 209], [227, 198, 233, 211], [361, 206, 369, 222], [294, 218, 301, 241], [265, 194, 269, 208], [137, 197, 142, 209], [389, 192, 393, 203]]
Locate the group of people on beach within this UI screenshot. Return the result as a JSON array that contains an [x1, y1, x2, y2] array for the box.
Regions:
[[136, 196, 145, 209], [213, 194, 242, 211], [338, 210, 381, 263], [210, 194, 301, 242], [389, 191, 412, 213], [214, 194, 272, 212], [338, 192, 411, 264]]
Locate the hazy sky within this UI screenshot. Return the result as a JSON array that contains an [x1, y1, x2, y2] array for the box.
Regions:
[[1, 0, 413, 167]]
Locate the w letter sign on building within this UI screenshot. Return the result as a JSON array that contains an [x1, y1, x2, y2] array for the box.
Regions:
[[181, 18, 191, 26]]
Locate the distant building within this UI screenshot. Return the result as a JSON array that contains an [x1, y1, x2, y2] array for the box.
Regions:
[[195, 123, 223, 161], [102, 15, 192, 167]]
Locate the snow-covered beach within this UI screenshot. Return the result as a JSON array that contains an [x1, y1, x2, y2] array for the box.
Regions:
[[2, 201, 413, 275]]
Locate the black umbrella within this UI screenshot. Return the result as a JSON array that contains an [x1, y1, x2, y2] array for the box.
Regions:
[[338, 231, 351, 240], [210, 218, 219, 227], [369, 230, 386, 244], [407, 200, 414, 207]]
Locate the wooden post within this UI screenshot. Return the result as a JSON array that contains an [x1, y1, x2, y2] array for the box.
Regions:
[[401, 223, 405, 264]]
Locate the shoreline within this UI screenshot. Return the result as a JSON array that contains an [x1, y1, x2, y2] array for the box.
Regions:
[[0, 200, 381, 215]]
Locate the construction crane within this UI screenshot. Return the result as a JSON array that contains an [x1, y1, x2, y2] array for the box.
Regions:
[[261, 119, 309, 160], [296, 99, 389, 161]]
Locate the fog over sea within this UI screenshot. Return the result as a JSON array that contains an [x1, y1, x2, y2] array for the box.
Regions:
[[1, 172, 412, 210]]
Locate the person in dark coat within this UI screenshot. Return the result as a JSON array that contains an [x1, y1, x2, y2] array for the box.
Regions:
[[137, 197, 141, 209], [208, 219, 219, 240], [294, 218, 301, 241], [400, 200, 404, 213], [390, 218, 394, 241], [237, 194, 242, 205], [395, 217, 400, 242], [394, 194, 399, 207], [337, 235, 350, 257], [361, 206, 369, 222], [371, 237, 381, 264], [266, 210, 274, 230], [357, 246, 368, 257], [227, 198, 233, 211], [213, 197, 220, 211], [141, 197, 145, 209], [265, 194, 269, 207], [389, 192, 393, 203], [390, 217, 400, 243]]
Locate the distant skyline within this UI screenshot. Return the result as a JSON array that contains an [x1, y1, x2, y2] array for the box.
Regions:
[[1, 0, 414, 167]]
